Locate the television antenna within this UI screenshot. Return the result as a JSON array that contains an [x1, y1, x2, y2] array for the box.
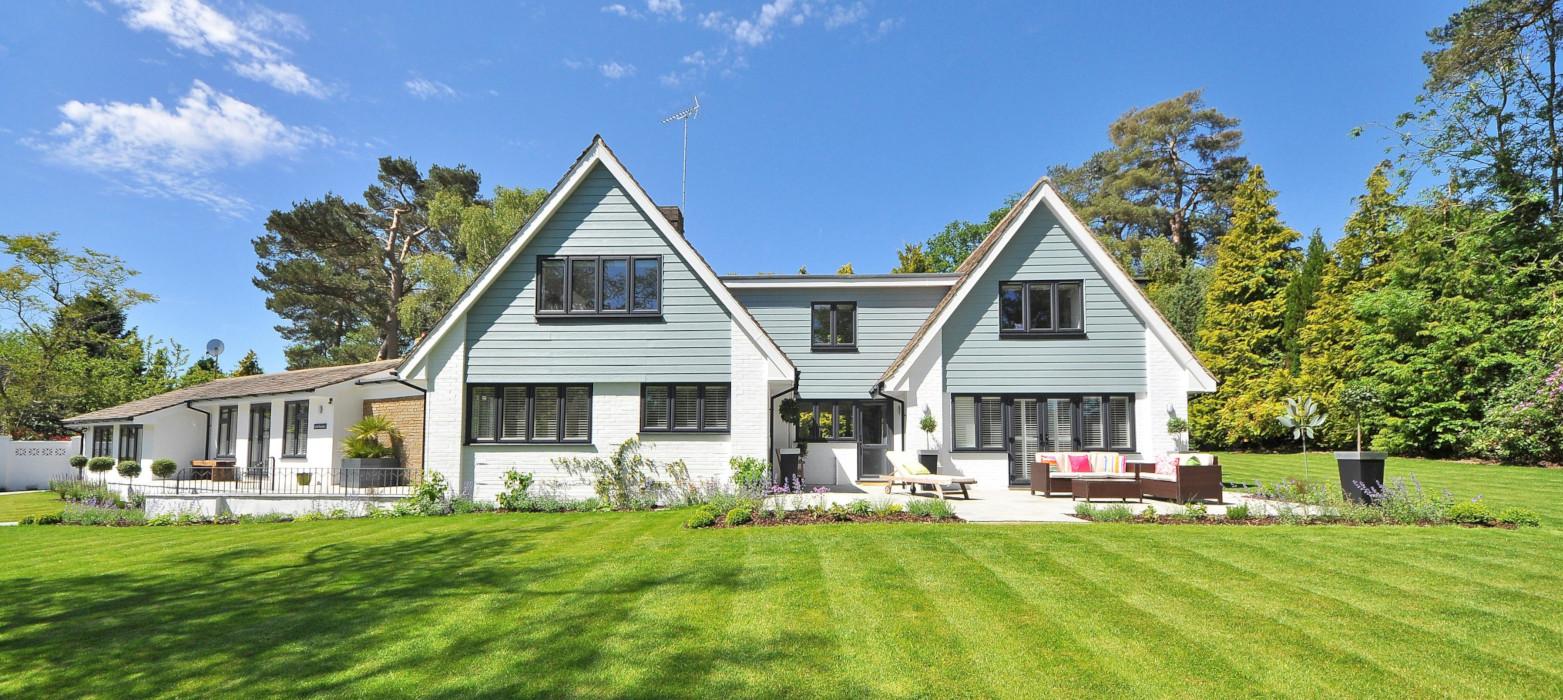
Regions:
[[661, 96, 700, 213], [205, 339, 225, 359]]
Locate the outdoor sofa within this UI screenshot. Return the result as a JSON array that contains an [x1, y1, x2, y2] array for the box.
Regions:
[[1030, 451, 1133, 497], [1127, 452, 1224, 504]]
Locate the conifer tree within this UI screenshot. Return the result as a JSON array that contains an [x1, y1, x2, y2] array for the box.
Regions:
[[1280, 230, 1327, 373], [233, 350, 264, 377], [1191, 166, 1300, 447], [1297, 162, 1403, 447]]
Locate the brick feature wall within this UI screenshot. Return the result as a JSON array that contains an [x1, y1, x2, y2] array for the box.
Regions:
[[363, 396, 425, 473]]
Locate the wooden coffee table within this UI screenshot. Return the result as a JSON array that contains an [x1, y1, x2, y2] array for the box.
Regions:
[[1071, 475, 1142, 503]]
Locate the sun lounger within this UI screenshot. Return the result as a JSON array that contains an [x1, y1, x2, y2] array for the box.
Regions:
[[883, 451, 975, 500]]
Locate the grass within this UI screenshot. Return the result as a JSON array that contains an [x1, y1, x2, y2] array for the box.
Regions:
[[0, 491, 65, 522], [1217, 452, 1562, 521], [1, 458, 1561, 698]]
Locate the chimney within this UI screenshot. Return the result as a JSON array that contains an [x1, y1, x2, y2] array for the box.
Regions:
[[658, 206, 684, 235]]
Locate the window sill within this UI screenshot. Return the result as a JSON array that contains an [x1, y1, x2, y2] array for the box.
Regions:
[[467, 440, 594, 446], [639, 430, 731, 436], [950, 447, 1008, 453], [535, 312, 663, 321], [280, 455, 308, 460], [998, 330, 1086, 339], [809, 346, 859, 353]]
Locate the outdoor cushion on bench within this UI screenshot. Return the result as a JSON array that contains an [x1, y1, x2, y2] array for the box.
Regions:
[[1127, 453, 1223, 504], [883, 451, 975, 500]]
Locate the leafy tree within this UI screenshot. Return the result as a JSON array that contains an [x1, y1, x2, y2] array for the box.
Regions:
[[897, 196, 1018, 273], [1049, 89, 1248, 256], [177, 356, 224, 388], [255, 157, 483, 367], [233, 350, 264, 376], [836, 263, 854, 275], [399, 185, 547, 339], [1097, 234, 1210, 348], [1280, 230, 1328, 372], [1191, 167, 1300, 447]]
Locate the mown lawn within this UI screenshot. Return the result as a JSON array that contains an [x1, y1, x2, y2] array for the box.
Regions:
[[1218, 451, 1563, 522], [2, 461, 1561, 699], [0, 491, 64, 523]]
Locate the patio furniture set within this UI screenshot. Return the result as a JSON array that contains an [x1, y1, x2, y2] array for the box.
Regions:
[[882, 451, 1222, 504]]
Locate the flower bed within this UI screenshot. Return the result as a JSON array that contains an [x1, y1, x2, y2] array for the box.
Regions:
[[685, 497, 962, 528]]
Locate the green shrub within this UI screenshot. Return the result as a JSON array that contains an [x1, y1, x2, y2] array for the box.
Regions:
[[1140, 504, 1157, 520], [555, 438, 684, 510], [86, 457, 115, 476], [33, 513, 60, 526], [147, 514, 175, 527], [725, 505, 753, 526], [1180, 501, 1209, 521], [729, 456, 771, 490], [1095, 504, 1135, 522], [116, 460, 141, 479], [150, 459, 178, 479], [1497, 507, 1541, 527], [1225, 504, 1252, 521], [69, 455, 88, 470], [399, 473, 452, 516], [1447, 500, 1494, 525], [826, 502, 851, 521], [872, 500, 904, 517], [685, 505, 719, 529], [1073, 502, 1099, 520], [295, 512, 326, 523], [846, 499, 873, 516], [906, 498, 957, 519], [60, 504, 144, 526], [496, 469, 534, 510]]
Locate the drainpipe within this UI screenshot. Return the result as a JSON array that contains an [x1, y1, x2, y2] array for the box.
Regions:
[[872, 382, 906, 452], [185, 402, 212, 460]]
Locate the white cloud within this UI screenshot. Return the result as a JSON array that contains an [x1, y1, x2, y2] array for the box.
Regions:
[[826, 2, 867, 29], [601, 4, 633, 17], [404, 77, 456, 99], [646, 0, 683, 19], [111, 0, 329, 97], [30, 80, 326, 210], [599, 61, 636, 79], [563, 58, 586, 70], [701, 0, 807, 47]]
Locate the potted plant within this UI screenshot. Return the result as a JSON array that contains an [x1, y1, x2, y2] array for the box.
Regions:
[[297, 472, 313, 486], [917, 407, 939, 473], [776, 397, 804, 485], [1333, 383, 1385, 504], [337, 415, 404, 488], [69, 455, 88, 479], [1166, 410, 1190, 452], [1278, 397, 1326, 484], [87, 456, 114, 483]]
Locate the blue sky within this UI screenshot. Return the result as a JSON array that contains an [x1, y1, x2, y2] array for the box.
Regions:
[[1, 0, 1462, 372]]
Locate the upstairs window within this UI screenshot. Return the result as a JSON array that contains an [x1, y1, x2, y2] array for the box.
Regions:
[[537, 256, 661, 316], [810, 302, 857, 351], [999, 281, 1083, 335], [282, 400, 310, 458], [216, 405, 237, 458]]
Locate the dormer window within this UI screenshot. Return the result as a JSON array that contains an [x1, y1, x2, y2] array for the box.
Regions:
[[537, 255, 661, 317], [811, 302, 856, 351], [999, 281, 1083, 336]]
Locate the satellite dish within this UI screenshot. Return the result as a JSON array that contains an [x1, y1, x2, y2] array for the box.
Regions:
[[205, 339, 225, 358]]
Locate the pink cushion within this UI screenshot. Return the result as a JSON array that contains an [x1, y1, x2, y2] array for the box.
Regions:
[[1155, 456, 1180, 476], [1068, 454, 1093, 473]]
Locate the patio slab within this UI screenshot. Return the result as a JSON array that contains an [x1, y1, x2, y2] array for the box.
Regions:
[[775, 482, 1258, 523]]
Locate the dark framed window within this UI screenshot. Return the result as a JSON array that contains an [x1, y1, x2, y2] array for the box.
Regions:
[[468, 384, 592, 443], [536, 255, 662, 317], [282, 400, 309, 458], [216, 405, 238, 458], [641, 384, 730, 433], [794, 400, 862, 442], [952, 394, 1133, 452], [999, 280, 1083, 335], [117, 425, 142, 462], [810, 302, 857, 351], [91, 426, 114, 458]]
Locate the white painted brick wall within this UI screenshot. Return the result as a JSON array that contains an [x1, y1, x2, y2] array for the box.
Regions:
[[421, 316, 467, 493], [905, 329, 948, 460], [1139, 327, 1190, 458], [464, 318, 772, 501]]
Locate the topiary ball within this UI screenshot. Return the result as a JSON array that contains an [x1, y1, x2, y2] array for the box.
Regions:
[[116, 460, 142, 479], [725, 506, 753, 526], [150, 459, 179, 479], [87, 456, 115, 473], [69, 455, 88, 469]]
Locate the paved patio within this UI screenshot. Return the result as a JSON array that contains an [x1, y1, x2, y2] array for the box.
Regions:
[[778, 482, 1257, 523]]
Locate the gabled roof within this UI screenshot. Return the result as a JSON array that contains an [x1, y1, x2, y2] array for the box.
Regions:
[[879, 178, 1217, 393], [63, 360, 401, 425], [397, 136, 795, 380]]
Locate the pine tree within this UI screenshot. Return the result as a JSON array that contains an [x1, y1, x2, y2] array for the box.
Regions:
[[1297, 162, 1402, 447], [1191, 166, 1300, 447], [1280, 230, 1327, 373], [233, 350, 264, 377]]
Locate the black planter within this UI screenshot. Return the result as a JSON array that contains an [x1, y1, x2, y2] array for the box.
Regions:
[[336, 458, 406, 488], [776, 450, 802, 487], [917, 451, 939, 474], [1334, 451, 1387, 504]]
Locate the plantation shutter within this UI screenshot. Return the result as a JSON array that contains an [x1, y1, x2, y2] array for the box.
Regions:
[[673, 386, 699, 429], [953, 397, 976, 449], [643, 386, 669, 430], [564, 387, 591, 441], [702, 385, 729, 431], [471, 387, 496, 441], [1047, 398, 1073, 451], [502, 388, 528, 440], [1108, 397, 1131, 449], [979, 397, 1004, 450], [1081, 396, 1104, 449], [532, 387, 559, 441]]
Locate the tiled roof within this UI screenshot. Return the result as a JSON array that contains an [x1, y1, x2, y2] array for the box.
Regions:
[[62, 360, 401, 424]]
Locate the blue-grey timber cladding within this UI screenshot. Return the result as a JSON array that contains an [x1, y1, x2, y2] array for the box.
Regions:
[[942, 205, 1147, 393], [733, 285, 946, 399], [465, 164, 733, 383]]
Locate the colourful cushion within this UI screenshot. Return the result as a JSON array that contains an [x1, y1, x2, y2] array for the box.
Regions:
[[902, 462, 930, 475], [1037, 453, 1062, 472], [1155, 455, 1180, 476], [1068, 454, 1093, 473], [1090, 452, 1126, 474]]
